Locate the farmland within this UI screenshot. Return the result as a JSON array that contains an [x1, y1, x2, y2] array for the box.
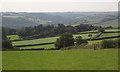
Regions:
[[10, 33, 95, 46], [2, 11, 119, 71], [6, 28, 119, 49], [7, 35, 20, 41], [20, 44, 54, 49], [98, 33, 118, 38], [2, 49, 118, 70]]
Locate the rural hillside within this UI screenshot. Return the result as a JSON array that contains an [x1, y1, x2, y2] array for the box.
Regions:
[[2, 12, 118, 28], [2, 12, 119, 70]]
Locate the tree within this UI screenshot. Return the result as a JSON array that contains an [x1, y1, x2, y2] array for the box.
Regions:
[[55, 32, 74, 49], [98, 28, 105, 33], [88, 33, 92, 40], [55, 38, 63, 50], [75, 36, 88, 45], [2, 40, 13, 49], [2, 27, 13, 50]]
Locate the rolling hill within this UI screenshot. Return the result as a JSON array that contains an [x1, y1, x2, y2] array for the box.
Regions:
[[2, 12, 118, 29]]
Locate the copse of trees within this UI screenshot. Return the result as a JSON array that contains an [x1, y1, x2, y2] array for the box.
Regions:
[[88, 33, 93, 40], [17, 24, 102, 40], [101, 39, 119, 49], [55, 33, 74, 49], [3, 24, 104, 40], [75, 36, 88, 45], [98, 28, 105, 33], [2, 27, 13, 50], [55, 33, 88, 49]]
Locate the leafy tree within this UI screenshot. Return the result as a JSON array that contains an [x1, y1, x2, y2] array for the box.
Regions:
[[55, 32, 74, 49], [2, 27, 13, 50], [88, 33, 92, 40], [16, 24, 102, 40], [98, 28, 105, 33], [55, 38, 63, 50], [2, 40, 13, 49], [75, 36, 88, 45]]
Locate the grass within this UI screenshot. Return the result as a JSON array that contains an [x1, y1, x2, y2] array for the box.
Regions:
[[12, 33, 94, 46], [73, 33, 96, 39], [81, 28, 119, 33], [99, 33, 118, 38], [12, 32, 118, 47], [105, 29, 119, 32], [19, 44, 54, 49], [0, 51, 2, 71], [9, 28, 119, 49], [101, 19, 118, 27], [2, 49, 118, 70], [7, 35, 20, 41], [12, 37, 58, 46]]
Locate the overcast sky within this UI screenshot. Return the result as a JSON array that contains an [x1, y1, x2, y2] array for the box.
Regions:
[[1, 0, 118, 12]]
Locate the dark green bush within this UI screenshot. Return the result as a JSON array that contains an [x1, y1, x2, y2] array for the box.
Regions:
[[75, 36, 88, 45], [2, 39, 13, 49], [101, 39, 119, 49], [55, 32, 74, 49]]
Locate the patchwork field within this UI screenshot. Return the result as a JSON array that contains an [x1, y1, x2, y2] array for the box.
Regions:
[[11, 33, 95, 46], [7, 29, 119, 49], [2, 49, 118, 70]]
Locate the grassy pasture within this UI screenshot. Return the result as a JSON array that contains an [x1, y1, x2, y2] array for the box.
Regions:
[[99, 33, 118, 38], [2, 49, 118, 70], [7, 35, 20, 41], [19, 44, 54, 49], [8, 28, 118, 42], [73, 33, 96, 39], [12, 32, 118, 47], [80, 28, 119, 33], [12, 33, 93, 46], [12, 37, 58, 46], [0, 51, 2, 71], [101, 19, 118, 27], [8, 28, 119, 49]]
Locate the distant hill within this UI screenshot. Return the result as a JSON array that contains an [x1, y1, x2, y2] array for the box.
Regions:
[[2, 12, 118, 29]]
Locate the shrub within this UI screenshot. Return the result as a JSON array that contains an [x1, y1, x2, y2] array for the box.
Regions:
[[2, 39, 13, 50], [98, 28, 105, 33], [75, 36, 88, 45], [101, 39, 119, 49], [55, 32, 74, 49]]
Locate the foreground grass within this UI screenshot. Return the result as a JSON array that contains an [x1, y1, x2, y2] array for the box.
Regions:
[[2, 49, 118, 70], [0, 51, 2, 71]]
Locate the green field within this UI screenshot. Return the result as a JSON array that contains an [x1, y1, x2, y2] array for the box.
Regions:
[[99, 33, 118, 38], [8, 28, 119, 49], [12, 37, 58, 46], [12, 32, 118, 46], [0, 51, 2, 71], [20, 44, 54, 49], [7, 35, 20, 41], [2, 49, 118, 70], [12, 33, 95, 46], [81, 28, 119, 33], [105, 29, 119, 32], [101, 19, 118, 27]]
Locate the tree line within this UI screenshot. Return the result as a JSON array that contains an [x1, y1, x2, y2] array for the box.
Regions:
[[4, 24, 103, 40]]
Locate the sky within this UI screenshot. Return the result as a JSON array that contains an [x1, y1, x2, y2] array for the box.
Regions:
[[0, 0, 119, 12]]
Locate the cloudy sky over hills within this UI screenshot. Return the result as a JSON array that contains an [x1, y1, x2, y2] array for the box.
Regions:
[[0, 0, 118, 12]]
